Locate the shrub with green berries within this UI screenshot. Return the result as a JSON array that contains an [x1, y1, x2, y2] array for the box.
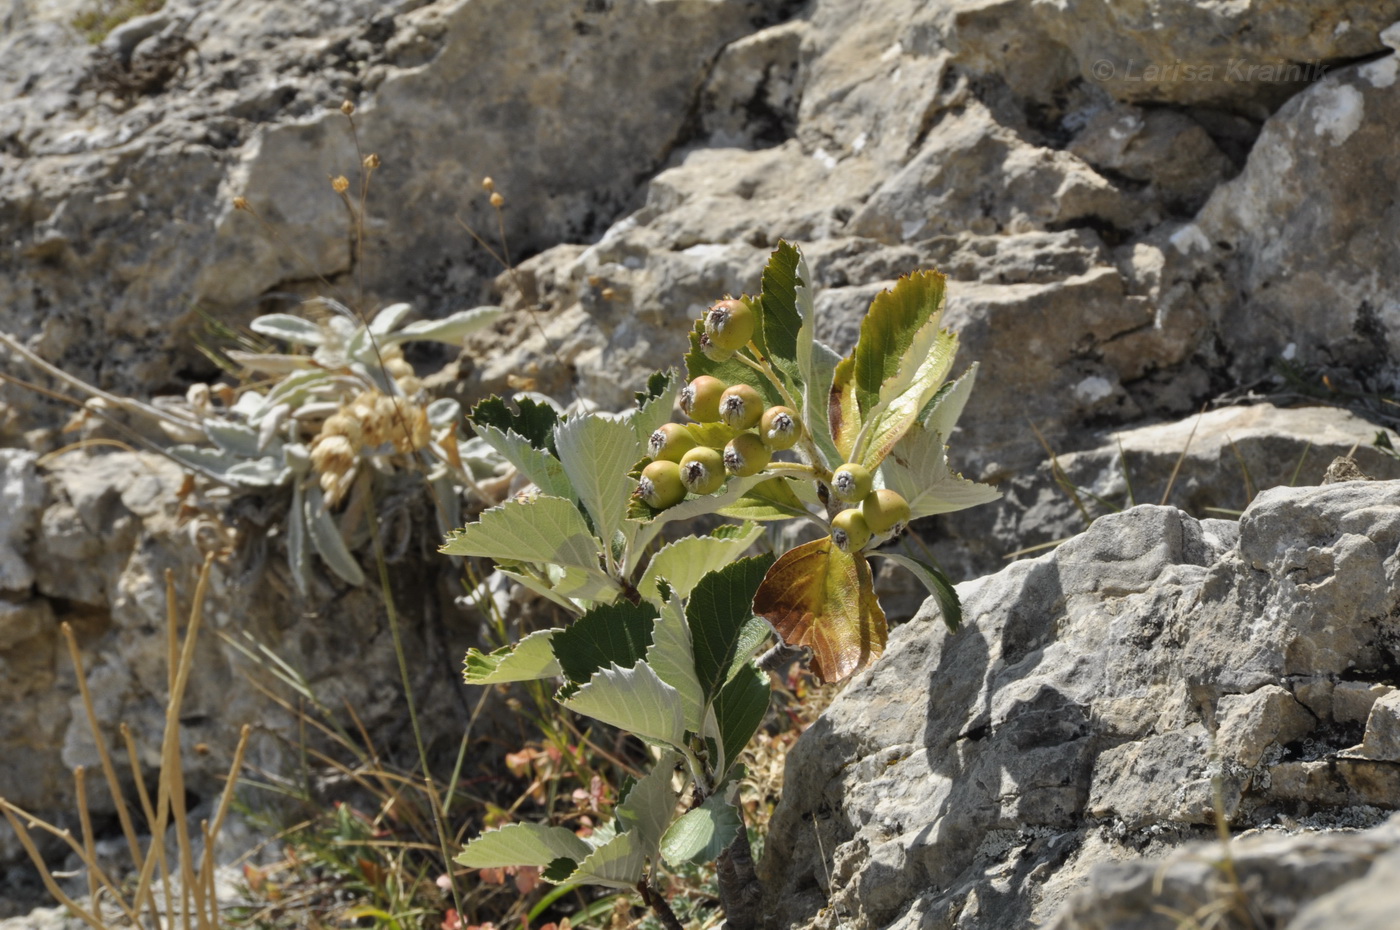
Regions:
[[723, 432, 771, 476], [680, 375, 726, 422], [718, 383, 764, 431], [704, 298, 755, 352], [760, 405, 801, 450], [648, 422, 697, 462], [445, 241, 1000, 930], [637, 459, 686, 509], [831, 462, 874, 503], [679, 445, 726, 495], [862, 488, 911, 534]]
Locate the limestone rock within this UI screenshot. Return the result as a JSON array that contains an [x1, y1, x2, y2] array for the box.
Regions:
[[0, 450, 45, 591], [762, 481, 1400, 929], [1047, 818, 1400, 930]]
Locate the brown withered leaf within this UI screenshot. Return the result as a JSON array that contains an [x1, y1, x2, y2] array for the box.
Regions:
[[753, 536, 886, 683]]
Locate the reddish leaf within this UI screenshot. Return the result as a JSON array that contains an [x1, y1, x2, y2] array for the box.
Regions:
[[753, 536, 886, 682]]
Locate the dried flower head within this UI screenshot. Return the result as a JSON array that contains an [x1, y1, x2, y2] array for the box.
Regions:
[[363, 153, 381, 170], [340, 100, 356, 116], [233, 196, 250, 211], [481, 176, 495, 191], [489, 191, 504, 208], [332, 175, 350, 193]]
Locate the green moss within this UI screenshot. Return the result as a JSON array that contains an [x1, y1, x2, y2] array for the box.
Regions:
[[71, 0, 166, 44]]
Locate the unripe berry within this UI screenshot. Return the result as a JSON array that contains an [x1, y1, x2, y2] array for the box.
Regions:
[[831, 463, 874, 503], [831, 509, 872, 552], [861, 488, 911, 534], [679, 446, 726, 495], [704, 299, 755, 352], [648, 423, 698, 462], [759, 406, 801, 450], [680, 375, 726, 423], [698, 332, 734, 363], [723, 432, 771, 476], [637, 460, 686, 509], [718, 384, 763, 431]]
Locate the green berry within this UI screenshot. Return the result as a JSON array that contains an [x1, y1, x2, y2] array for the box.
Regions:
[[637, 460, 685, 509], [718, 384, 763, 431], [698, 332, 734, 363], [861, 488, 911, 534], [680, 375, 726, 423], [679, 446, 725, 495], [831, 508, 872, 552], [831, 463, 874, 503], [759, 406, 801, 450], [648, 422, 697, 462], [723, 432, 771, 476], [704, 298, 755, 352]]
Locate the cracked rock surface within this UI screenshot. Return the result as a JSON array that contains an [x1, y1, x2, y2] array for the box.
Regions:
[[763, 481, 1400, 929]]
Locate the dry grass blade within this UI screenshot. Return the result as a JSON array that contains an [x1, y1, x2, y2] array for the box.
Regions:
[[1161, 405, 1205, 507]]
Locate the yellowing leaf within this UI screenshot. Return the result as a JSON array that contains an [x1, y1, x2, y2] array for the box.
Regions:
[[828, 355, 861, 461], [752, 537, 886, 683], [852, 271, 947, 413], [853, 327, 959, 470]]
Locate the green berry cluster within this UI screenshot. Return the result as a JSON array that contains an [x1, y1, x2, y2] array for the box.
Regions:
[[633, 298, 913, 553]]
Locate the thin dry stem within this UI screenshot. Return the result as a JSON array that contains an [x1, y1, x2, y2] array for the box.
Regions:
[[61, 623, 145, 875]]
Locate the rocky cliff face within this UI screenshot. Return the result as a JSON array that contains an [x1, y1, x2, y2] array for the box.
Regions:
[[3, 0, 1400, 924], [763, 481, 1400, 929]]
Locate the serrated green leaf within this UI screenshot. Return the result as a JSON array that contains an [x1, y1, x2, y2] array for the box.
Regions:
[[494, 566, 597, 614], [637, 523, 764, 604], [660, 794, 742, 866], [554, 414, 641, 559], [713, 664, 770, 778], [616, 750, 681, 851], [305, 484, 365, 586], [469, 396, 559, 454], [683, 320, 783, 408], [920, 363, 978, 437], [387, 306, 504, 345], [456, 822, 591, 870], [852, 271, 947, 414], [853, 327, 959, 471], [646, 598, 706, 732], [715, 478, 816, 522], [440, 496, 603, 577], [792, 248, 842, 468], [471, 422, 574, 500], [250, 313, 325, 346], [687, 555, 775, 703], [563, 829, 646, 889], [756, 241, 802, 381], [727, 618, 772, 682], [753, 537, 885, 683], [463, 628, 563, 684], [551, 600, 657, 685], [632, 370, 680, 446], [563, 661, 686, 748], [878, 424, 1001, 519], [867, 551, 963, 632]]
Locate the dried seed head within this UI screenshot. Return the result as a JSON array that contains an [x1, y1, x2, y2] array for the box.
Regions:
[[332, 175, 350, 193], [482, 176, 495, 191], [363, 153, 381, 170], [233, 196, 250, 211], [340, 100, 356, 116], [490, 191, 505, 208], [311, 434, 358, 475]]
